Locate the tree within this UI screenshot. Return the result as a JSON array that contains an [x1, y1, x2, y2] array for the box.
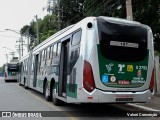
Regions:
[[20, 0, 160, 52], [20, 14, 58, 48], [132, 0, 160, 52], [61, 0, 85, 28]]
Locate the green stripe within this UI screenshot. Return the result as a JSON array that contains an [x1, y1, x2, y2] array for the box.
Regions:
[[55, 82, 77, 98]]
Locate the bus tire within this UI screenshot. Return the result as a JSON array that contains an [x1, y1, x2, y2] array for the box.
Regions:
[[24, 84, 28, 89], [19, 82, 22, 86], [44, 82, 51, 101], [52, 83, 61, 106], [24, 79, 28, 89]]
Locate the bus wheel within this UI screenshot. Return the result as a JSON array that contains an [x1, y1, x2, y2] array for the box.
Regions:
[[52, 83, 61, 106], [24, 79, 28, 89], [44, 82, 51, 101], [19, 82, 22, 86]]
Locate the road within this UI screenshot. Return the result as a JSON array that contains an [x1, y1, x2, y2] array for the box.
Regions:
[[0, 77, 159, 120]]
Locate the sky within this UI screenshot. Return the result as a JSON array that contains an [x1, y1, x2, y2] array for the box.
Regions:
[[0, 0, 48, 66]]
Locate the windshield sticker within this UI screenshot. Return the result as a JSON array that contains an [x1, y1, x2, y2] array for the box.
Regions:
[[118, 64, 125, 74], [102, 75, 109, 83], [132, 77, 145, 84], [110, 41, 139, 48], [118, 80, 130, 85], [137, 70, 142, 77], [136, 65, 147, 70], [105, 63, 114, 73], [127, 65, 133, 72], [110, 76, 116, 83]]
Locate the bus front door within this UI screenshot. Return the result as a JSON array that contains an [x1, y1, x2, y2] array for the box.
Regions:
[[33, 54, 39, 87], [58, 40, 70, 97]]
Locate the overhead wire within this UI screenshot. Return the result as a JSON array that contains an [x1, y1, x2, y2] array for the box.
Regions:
[[64, 0, 101, 26], [64, 0, 125, 26]]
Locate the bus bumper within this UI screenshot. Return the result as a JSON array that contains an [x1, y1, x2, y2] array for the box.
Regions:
[[5, 76, 17, 81], [81, 89, 153, 103]]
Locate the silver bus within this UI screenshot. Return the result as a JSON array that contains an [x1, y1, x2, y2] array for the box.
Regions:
[[19, 16, 154, 105]]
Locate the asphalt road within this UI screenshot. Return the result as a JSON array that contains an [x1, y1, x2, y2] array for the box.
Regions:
[[0, 77, 159, 120]]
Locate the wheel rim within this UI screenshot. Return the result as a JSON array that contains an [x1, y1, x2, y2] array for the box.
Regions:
[[45, 84, 49, 97], [52, 86, 56, 100]]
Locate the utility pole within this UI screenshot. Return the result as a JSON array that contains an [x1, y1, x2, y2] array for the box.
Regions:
[[35, 15, 39, 45], [20, 36, 24, 57], [18, 43, 21, 60], [57, 0, 61, 30], [9, 52, 15, 59], [126, 0, 133, 20], [5, 54, 8, 63], [24, 28, 30, 52], [27, 35, 30, 52], [16, 40, 21, 60]]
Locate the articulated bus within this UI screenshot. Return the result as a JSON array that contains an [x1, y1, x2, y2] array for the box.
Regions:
[[4, 63, 19, 82], [18, 16, 154, 105]]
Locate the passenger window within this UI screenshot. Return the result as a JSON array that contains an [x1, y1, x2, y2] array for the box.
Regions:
[[72, 31, 81, 46], [42, 50, 44, 61], [38, 52, 42, 72], [57, 43, 61, 56], [70, 48, 79, 73], [50, 46, 53, 58], [53, 44, 57, 57], [31, 57, 34, 72], [44, 49, 47, 60], [47, 47, 50, 59], [26, 59, 28, 71]]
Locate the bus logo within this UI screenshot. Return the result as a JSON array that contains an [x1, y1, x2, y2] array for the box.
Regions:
[[102, 75, 108, 83], [110, 76, 116, 83], [118, 64, 125, 73], [127, 65, 133, 72], [105, 63, 114, 73]]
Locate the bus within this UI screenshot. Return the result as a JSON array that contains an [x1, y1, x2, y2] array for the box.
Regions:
[[18, 16, 154, 105], [4, 63, 19, 82]]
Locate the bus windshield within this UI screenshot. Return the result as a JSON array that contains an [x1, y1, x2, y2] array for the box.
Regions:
[[97, 17, 148, 62], [8, 64, 19, 72]]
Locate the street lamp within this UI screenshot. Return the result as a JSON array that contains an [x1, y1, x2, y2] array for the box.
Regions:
[[5, 29, 20, 34]]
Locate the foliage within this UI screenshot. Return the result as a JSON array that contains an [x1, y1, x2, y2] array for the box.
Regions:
[[155, 50, 160, 56], [20, 14, 58, 48], [132, 0, 160, 52], [20, 0, 160, 52], [0, 64, 5, 72], [60, 0, 85, 28]]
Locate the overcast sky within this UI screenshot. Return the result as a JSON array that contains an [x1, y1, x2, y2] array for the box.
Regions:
[[0, 0, 48, 66]]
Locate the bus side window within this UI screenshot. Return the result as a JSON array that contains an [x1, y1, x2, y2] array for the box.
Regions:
[[44, 49, 47, 60], [70, 49, 79, 72], [31, 57, 34, 73], [49, 46, 52, 59], [41, 50, 44, 67], [71, 31, 81, 46], [47, 47, 50, 59], [24, 60, 26, 72], [57, 42, 61, 56], [26, 59, 28, 72], [69, 30, 81, 73], [41, 50, 44, 61], [38, 51, 42, 72], [53, 43, 57, 57]]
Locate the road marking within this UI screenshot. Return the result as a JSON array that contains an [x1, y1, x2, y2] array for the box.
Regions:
[[16, 84, 79, 120], [128, 103, 160, 112]]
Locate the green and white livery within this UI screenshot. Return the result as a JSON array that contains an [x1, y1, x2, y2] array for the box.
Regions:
[[18, 16, 154, 105]]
